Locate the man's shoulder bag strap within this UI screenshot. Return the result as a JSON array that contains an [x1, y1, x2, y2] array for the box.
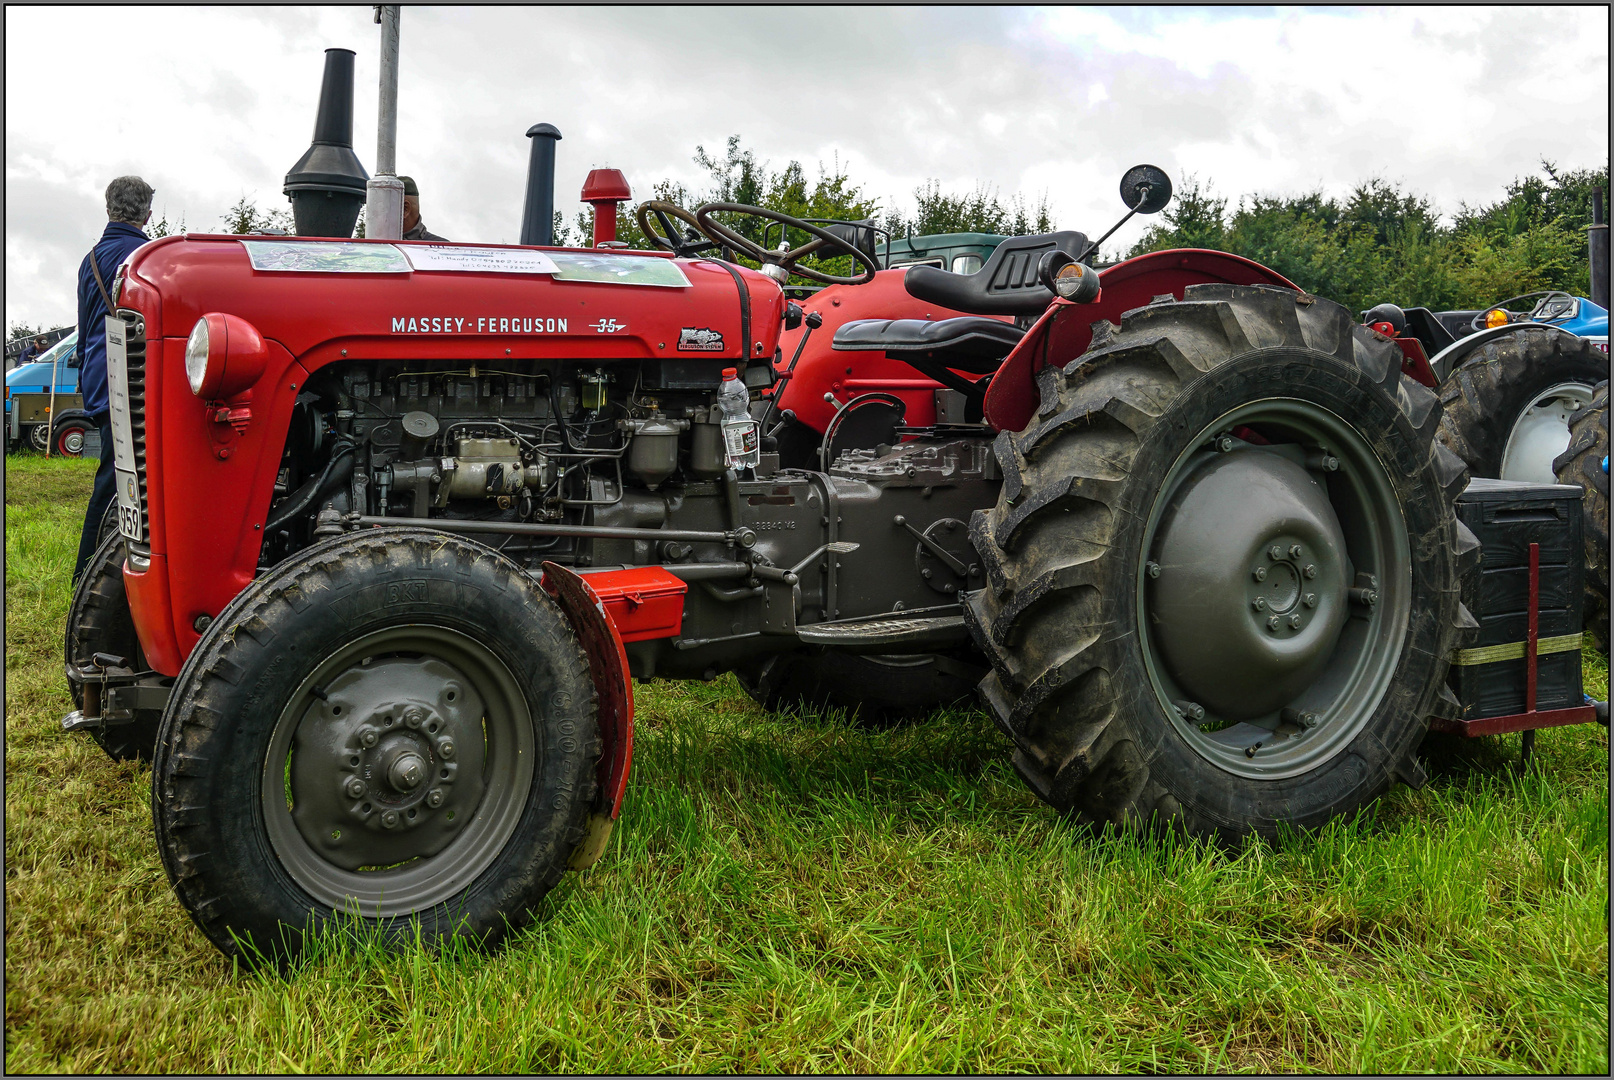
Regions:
[[88, 247, 118, 315]]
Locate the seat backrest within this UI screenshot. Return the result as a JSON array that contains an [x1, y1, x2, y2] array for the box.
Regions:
[[902, 231, 1089, 315]]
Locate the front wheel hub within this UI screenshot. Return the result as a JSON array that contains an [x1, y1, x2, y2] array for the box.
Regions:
[[1149, 450, 1350, 719]]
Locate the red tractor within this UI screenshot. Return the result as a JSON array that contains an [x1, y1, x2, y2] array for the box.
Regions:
[[62, 70, 1492, 967]]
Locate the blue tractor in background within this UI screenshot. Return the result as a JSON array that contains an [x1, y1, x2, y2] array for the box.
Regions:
[[1363, 189, 1610, 651], [4, 330, 98, 457]]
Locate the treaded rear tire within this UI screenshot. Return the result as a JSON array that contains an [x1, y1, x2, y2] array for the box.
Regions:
[[1554, 381, 1609, 652], [65, 531, 162, 762], [964, 285, 1476, 842], [151, 528, 600, 968], [1435, 327, 1606, 479]]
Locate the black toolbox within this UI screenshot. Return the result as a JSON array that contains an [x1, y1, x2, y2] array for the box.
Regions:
[[1447, 478, 1585, 719]]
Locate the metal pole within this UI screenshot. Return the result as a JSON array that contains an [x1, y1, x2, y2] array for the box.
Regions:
[[44, 345, 58, 458], [365, 5, 405, 240]]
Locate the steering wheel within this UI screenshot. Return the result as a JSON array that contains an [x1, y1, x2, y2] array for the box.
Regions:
[[634, 200, 723, 260], [693, 202, 879, 286], [1471, 290, 1578, 332]]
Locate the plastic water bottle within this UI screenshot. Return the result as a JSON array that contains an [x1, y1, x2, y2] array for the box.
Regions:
[[716, 366, 760, 471]]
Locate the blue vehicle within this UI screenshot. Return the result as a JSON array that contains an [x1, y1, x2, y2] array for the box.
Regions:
[[4, 331, 98, 456]]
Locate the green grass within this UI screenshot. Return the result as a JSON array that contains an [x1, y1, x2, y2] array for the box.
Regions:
[[5, 453, 1608, 1073]]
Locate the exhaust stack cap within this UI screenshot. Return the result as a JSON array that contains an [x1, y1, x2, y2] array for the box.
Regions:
[[284, 48, 370, 238]]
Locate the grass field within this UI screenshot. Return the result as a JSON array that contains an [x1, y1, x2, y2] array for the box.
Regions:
[[4, 453, 1608, 1073]]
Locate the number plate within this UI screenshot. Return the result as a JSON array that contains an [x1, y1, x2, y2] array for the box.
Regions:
[[103, 316, 143, 542]]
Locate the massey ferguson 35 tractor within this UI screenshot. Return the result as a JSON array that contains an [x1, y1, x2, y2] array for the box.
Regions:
[[60, 58, 1506, 966]]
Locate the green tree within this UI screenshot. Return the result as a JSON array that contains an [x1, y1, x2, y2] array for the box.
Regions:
[[219, 195, 294, 235]]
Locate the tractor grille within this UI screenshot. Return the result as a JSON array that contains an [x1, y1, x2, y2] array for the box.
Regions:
[[117, 308, 150, 551]]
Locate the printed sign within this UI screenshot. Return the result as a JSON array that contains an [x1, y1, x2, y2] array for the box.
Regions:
[[103, 316, 142, 541], [241, 240, 412, 273], [550, 252, 691, 288], [403, 245, 560, 274]]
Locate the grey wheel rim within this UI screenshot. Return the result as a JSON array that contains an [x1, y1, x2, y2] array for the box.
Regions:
[[1138, 398, 1410, 780], [28, 425, 49, 451], [1500, 381, 1595, 484], [261, 625, 536, 915]]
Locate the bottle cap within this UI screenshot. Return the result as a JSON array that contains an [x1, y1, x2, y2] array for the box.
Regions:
[[721, 367, 737, 379]]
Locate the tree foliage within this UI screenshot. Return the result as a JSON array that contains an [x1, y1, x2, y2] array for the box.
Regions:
[[1127, 161, 1608, 315], [218, 195, 293, 235]]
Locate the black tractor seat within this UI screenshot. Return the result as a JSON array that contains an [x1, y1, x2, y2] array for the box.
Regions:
[[831, 316, 1023, 372], [831, 316, 1023, 403], [903, 230, 1089, 316]]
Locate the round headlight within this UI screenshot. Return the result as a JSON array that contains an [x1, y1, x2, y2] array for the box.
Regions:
[[185, 313, 269, 400], [185, 317, 212, 395]]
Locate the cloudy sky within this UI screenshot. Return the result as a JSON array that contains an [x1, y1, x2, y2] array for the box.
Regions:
[[5, 5, 1608, 332]]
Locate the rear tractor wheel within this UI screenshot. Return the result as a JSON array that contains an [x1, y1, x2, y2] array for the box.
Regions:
[[965, 285, 1477, 842], [1553, 381, 1609, 652], [152, 529, 601, 967], [1435, 327, 1604, 483]]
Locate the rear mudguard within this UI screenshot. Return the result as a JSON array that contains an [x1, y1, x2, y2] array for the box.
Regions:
[[983, 249, 1300, 432], [540, 562, 687, 869]]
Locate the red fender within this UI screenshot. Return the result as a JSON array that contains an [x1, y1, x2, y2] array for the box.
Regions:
[[540, 562, 686, 869], [983, 249, 1301, 432]]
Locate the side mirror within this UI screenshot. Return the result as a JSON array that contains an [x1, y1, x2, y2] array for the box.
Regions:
[[1119, 164, 1173, 215]]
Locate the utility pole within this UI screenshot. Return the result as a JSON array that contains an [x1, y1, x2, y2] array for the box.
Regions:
[[365, 5, 405, 240]]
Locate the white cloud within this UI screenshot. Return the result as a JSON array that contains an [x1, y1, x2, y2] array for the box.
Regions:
[[5, 4, 1608, 331]]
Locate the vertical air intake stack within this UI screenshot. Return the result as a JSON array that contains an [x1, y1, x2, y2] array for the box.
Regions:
[[284, 48, 370, 238], [520, 123, 562, 246], [1590, 188, 1609, 313]]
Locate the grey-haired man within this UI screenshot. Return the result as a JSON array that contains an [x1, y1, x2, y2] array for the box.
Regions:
[[74, 175, 153, 582]]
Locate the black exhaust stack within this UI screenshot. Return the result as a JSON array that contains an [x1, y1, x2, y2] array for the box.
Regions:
[[520, 123, 562, 246], [1590, 188, 1609, 313], [284, 48, 370, 238]]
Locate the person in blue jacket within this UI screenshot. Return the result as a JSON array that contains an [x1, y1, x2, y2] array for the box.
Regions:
[[73, 175, 153, 583]]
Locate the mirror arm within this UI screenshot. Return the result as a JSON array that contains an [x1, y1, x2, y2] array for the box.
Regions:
[[1077, 187, 1150, 263]]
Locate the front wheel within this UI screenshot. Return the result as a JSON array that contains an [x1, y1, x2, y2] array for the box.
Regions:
[[964, 285, 1476, 842], [152, 529, 601, 966], [1435, 327, 1605, 483], [1554, 382, 1609, 652]]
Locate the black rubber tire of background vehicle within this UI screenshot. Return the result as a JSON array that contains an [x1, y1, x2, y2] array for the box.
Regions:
[[963, 284, 1476, 843], [64, 530, 164, 761], [151, 528, 600, 968], [52, 417, 93, 458], [1554, 381, 1609, 653], [1434, 327, 1608, 477], [736, 650, 984, 726]]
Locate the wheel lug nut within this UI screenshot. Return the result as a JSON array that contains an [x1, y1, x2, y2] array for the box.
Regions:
[[359, 728, 378, 748], [1288, 614, 1303, 629], [1268, 546, 1283, 561], [404, 707, 425, 729], [1252, 597, 1267, 611], [1252, 566, 1267, 582], [1266, 615, 1280, 631], [1289, 544, 1304, 559], [345, 778, 366, 799], [1303, 564, 1317, 579], [438, 738, 455, 760], [1145, 561, 1161, 579], [426, 789, 444, 808], [1303, 593, 1318, 608], [1214, 434, 1235, 452], [381, 810, 399, 828], [1173, 700, 1205, 722]]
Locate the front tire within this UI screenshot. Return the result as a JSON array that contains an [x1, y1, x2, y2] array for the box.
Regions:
[[65, 531, 163, 761], [964, 285, 1476, 842], [1435, 327, 1605, 482], [53, 417, 93, 458], [1554, 381, 1609, 652], [152, 528, 600, 967]]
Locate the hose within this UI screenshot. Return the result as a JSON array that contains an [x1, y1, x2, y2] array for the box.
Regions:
[[264, 442, 355, 535]]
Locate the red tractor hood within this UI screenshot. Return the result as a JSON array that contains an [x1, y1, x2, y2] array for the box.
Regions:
[[124, 234, 785, 368]]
